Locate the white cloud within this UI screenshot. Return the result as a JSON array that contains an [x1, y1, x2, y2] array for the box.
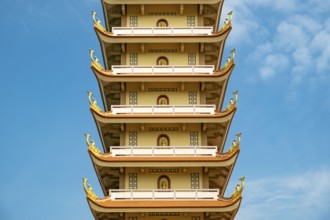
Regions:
[[259, 66, 275, 79], [310, 30, 330, 73], [221, 0, 264, 46], [275, 20, 310, 50], [236, 167, 330, 220], [258, 54, 289, 80], [225, 0, 330, 84]]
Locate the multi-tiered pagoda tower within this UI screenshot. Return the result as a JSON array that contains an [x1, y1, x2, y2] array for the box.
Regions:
[[83, 1, 244, 220]]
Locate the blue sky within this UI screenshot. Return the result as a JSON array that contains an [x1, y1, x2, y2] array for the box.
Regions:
[[0, 0, 329, 219]]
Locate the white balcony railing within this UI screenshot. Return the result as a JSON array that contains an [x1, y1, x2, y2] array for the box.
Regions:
[[110, 146, 217, 157], [112, 26, 213, 36], [111, 105, 216, 115], [109, 189, 219, 200], [111, 65, 214, 75]]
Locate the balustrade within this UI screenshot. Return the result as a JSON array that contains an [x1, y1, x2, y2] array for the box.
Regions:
[[110, 146, 217, 156], [111, 65, 214, 75], [111, 105, 216, 115], [112, 26, 213, 36], [109, 189, 219, 200]]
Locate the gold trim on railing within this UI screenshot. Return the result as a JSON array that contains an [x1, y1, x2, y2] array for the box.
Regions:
[[92, 11, 105, 32], [85, 134, 101, 156], [231, 177, 245, 201], [89, 49, 104, 71], [225, 91, 238, 112], [83, 178, 98, 200], [228, 133, 241, 155], [88, 91, 102, 112]]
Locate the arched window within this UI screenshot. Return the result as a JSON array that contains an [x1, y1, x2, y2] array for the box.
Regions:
[[158, 175, 170, 189], [157, 134, 170, 146], [157, 19, 168, 27], [157, 95, 169, 105], [157, 56, 169, 65]]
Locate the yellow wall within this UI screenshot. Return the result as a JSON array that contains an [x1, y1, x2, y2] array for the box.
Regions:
[[127, 5, 198, 17], [125, 82, 201, 106], [124, 124, 202, 146], [125, 52, 200, 65], [137, 92, 195, 105], [130, 16, 195, 27], [126, 43, 200, 54], [125, 124, 202, 147], [125, 167, 203, 189], [125, 213, 204, 220]]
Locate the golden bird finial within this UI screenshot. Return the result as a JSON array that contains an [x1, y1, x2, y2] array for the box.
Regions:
[[230, 48, 236, 60], [228, 11, 233, 21], [231, 177, 245, 201], [87, 91, 102, 112], [85, 134, 101, 155], [225, 91, 238, 112], [220, 11, 233, 32], [92, 11, 105, 32], [83, 178, 98, 200], [228, 133, 242, 155], [222, 49, 236, 70], [89, 49, 103, 70]]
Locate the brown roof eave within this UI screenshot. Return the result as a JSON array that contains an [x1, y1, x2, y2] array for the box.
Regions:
[[94, 25, 231, 44]]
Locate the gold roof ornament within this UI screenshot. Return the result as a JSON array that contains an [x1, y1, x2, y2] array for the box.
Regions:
[[83, 178, 98, 200], [89, 49, 104, 71], [228, 133, 241, 155], [225, 91, 238, 112], [85, 134, 101, 156], [228, 11, 233, 22], [88, 91, 102, 112], [222, 48, 236, 70], [230, 48, 236, 60], [231, 177, 245, 201], [92, 11, 105, 32], [220, 11, 233, 32]]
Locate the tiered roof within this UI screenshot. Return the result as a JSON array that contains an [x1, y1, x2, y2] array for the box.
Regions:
[[83, 0, 244, 219]]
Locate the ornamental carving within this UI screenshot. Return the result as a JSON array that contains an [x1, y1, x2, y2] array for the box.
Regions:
[[85, 133, 101, 156], [88, 91, 102, 112], [231, 177, 245, 201], [220, 11, 233, 32], [222, 48, 236, 70], [225, 91, 238, 112], [89, 49, 103, 71], [92, 11, 105, 32], [83, 178, 98, 200], [228, 133, 241, 155]]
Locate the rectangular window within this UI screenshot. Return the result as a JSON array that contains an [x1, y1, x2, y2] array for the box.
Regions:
[[190, 131, 198, 146], [188, 53, 196, 65], [189, 91, 197, 104], [129, 173, 138, 189], [191, 173, 200, 189], [187, 16, 196, 26], [130, 16, 138, 27], [129, 131, 137, 146], [130, 53, 138, 65], [129, 92, 138, 105]]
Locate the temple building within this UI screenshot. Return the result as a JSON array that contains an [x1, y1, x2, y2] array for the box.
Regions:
[[83, 1, 245, 220]]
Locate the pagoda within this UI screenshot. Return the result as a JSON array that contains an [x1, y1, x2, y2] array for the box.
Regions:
[[83, 1, 245, 220]]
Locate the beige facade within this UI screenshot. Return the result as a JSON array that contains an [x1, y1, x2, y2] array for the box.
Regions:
[[84, 1, 244, 220]]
